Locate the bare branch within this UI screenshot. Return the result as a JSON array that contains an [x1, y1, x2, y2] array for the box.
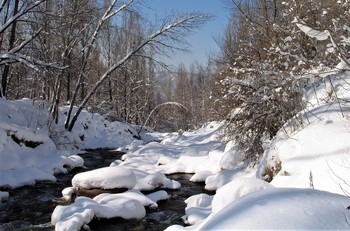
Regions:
[[104, 0, 134, 21], [0, 53, 67, 71], [0, 0, 45, 34], [66, 12, 211, 131], [0, 0, 7, 12], [9, 27, 43, 54]]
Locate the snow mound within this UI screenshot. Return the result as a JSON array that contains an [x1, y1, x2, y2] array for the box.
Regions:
[[72, 166, 136, 190], [0, 97, 138, 194], [52, 189, 169, 231], [51, 196, 146, 231], [211, 177, 274, 215], [146, 190, 170, 203], [257, 72, 350, 195], [94, 189, 158, 209], [200, 188, 350, 230], [258, 81, 350, 195], [0, 99, 84, 189], [183, 193, 213, 225], [133, 172, 181, 191], [114, 157, 181, 191], [56, 106, 138, 151], [204, 166, 255, 191]]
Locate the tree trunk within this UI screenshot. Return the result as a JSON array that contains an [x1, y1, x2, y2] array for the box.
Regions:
[[1, 0, 18, 98], [65, 12, 209, 131]]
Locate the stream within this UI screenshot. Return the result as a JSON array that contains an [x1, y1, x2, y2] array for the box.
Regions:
[[0, 150, 212, 231]]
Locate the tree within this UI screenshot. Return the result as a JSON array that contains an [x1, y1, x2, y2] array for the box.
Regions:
[[33, 0, 98, 123], [154, 62, 215, 131], [213, 0, 350, 163], [100, 10, 157, 125], [0, 0, 52, 98], [64, 6, 211, 131], [0, 0, 211, 133], [213, 0, 309, 163]]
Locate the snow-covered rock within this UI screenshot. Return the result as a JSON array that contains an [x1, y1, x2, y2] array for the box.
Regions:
[[51, 196, 146, 231], [183, 193, 213, 225], [72, 166, 136, 190], [211, 177, 274, 215], [94, 189, 158, 209]]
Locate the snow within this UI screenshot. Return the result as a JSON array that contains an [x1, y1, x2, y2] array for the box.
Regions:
[[295, 21, 330, 41], [0, 97, 137, 192], [2, 71, 350, 230], [183, 193, 212, 225], [72, 166, 136, 190], [56, 106, 138, 151], [211, 177, 274, 215], [51, 196, 146, 231], [132, 172, 181, 191], [165, 71, 350, 230], [94, 190, 158, 209], [0, 99, 80, 189], [52, 189, 170, 231], [199, 188, 350, 230], [146, 190, 170, 202], [269, 119, 350, 195], [0, 191, 9, 202], [51, 121, 225, 230], [257, 71, 350, 195]]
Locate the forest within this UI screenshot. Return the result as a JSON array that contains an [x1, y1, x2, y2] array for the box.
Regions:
[[1, 0, 349, 163], [1, 0, 350, 230]]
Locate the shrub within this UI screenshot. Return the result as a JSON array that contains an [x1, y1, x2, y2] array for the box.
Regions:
[[223, 68, 304, 164]]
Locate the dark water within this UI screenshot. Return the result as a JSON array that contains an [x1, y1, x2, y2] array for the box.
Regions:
[[0, 150, 211, 231]]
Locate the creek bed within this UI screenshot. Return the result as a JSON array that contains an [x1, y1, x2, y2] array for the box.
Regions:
[[0, 150, 212, 231]]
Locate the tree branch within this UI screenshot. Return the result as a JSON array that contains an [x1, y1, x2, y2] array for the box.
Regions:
[[66, 13, 211, 131], [0, 0, 45, 34]]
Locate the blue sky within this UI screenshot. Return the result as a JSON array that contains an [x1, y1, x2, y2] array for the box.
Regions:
[[143, 0, 230, 68]]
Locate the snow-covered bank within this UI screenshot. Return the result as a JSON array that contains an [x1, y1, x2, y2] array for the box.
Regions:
[[51, 121, 225, 231], [51, 78, 350, 229], [116, 71, 350, 230], [258, 71, 350, 195], [3, 71, 350, 230], [0, 98, 137, 191], [199, 188, 350, 230], [0, 99, 80, 189]]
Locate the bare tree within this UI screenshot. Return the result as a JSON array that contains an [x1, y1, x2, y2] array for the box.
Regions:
[[64, 6, 211, 131], [0, 0, 47, 97], [64, 0, 134, 130]]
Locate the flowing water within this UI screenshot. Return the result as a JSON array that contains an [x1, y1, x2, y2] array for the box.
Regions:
[[0, 150, 212, 231]]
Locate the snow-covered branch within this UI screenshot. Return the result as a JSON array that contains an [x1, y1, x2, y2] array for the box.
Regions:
[[0, 0, 45, 34], [293, 18, 330, 41], [293, 17, 350, 70], [66, 13, 211, 131], [104, 0, 134, 21], [9, 27, 43, 54], [0, 0, 7, 13], [84, 0, 134, 56], [0, 53, 67, 71], [223, 77, 255, 90]]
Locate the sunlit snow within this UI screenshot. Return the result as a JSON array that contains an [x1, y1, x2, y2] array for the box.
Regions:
[[72, 166, 136, 190], [1, 71, 350, 230]]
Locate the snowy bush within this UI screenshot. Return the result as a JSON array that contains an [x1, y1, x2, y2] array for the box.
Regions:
[[223, 69, 304, 163]]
